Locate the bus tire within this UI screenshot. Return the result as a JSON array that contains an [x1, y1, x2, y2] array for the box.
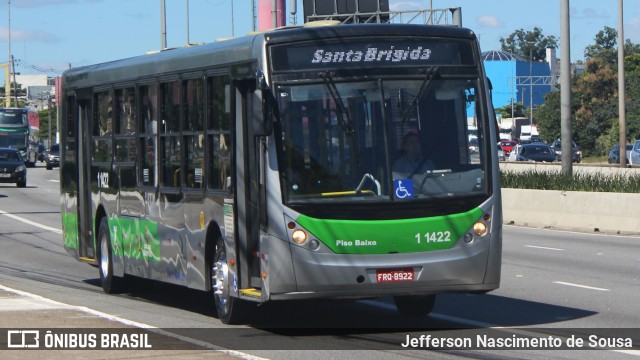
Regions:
[[211, 237, 250, 324], [98, 217, 124, 294], [394, 294, 436, 317]]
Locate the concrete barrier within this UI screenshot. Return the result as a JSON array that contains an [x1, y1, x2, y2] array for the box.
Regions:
[[501, 188, 640, 235]]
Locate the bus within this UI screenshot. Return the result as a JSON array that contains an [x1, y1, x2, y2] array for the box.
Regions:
[[60, 23, 502, 324], [0, 107, 40, 166]]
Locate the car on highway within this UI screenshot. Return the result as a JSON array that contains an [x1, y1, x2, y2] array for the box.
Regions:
[[498, 140, 517, 156], [630, 140, 640, 166], [36, 143, 46, 162], [551, 139, 582, 163], [497, 144, 505, 161], [608, 144, 633, 164], [0, 147, 27, 187], [508, 143, 557, 162], [45, 144, 60, 170]]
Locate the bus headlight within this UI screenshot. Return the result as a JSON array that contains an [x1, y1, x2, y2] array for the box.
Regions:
[[291, 229, 308, 244], [472, 222, 488, 237]]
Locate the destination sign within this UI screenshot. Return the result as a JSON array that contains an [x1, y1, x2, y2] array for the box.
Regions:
[[270, 39, 474, 72]]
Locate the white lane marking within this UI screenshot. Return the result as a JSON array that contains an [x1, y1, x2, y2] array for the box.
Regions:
[[554, 281, 609, 291], [0, 285, 267, 360], [525, 245, 564, 251], [0, 298, 72, 311], [0, 209, 62, 235]]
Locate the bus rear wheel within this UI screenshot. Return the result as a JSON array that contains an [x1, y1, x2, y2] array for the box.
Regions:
[[98, 217, 124, 294], [394, 294, 436, 317], [211, 237, 250, 324]]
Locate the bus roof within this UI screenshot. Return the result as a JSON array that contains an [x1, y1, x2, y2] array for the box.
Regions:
[[62, 23, 478, 90]]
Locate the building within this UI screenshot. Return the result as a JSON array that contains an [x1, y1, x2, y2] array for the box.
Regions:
[[481, 49, 556, 114], [12, 74, 55, 110]]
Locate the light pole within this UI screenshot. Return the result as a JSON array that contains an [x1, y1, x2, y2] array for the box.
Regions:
[[560, 0, 572, 175], [160, 0, 167, 49], [618, 0, 627, 167], [7, 0, 12, 107]]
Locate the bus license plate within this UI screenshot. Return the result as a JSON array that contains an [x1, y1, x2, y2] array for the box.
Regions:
[[376, 268, 414, 283]]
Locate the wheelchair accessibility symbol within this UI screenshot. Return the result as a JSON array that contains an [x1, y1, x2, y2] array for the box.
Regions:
[[394, 179, 414, 199]]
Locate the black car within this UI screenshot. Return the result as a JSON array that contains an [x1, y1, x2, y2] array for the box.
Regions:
[[509, 143, 557, 162], [0, 147, 27, 187], [608, 144, 633, 164], [551, 139, 582, 163], [36, 143, 46, 162], [45, 144, 60, 170]]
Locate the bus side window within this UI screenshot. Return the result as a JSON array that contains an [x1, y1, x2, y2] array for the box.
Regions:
[[160, 81, 182, 188], [93, 91, 113, 162], [138, 84, 158, 187], [183, 77, 205, 190], [207, 75, 232, 191]]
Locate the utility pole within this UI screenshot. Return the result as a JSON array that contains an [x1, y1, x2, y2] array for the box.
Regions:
[[48, 95, 52, 146], [7, 0, 12, 108], [618, 0, 627, 167], [529, 49, 534, 126], [560, 0, 572, 175], [11, 55, 18, 106], [160, 0, 167, 49]]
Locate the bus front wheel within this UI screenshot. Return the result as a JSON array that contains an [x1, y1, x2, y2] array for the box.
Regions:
[[98, 217, 124, 294], [211, 237, 250, 324], [394, 294, 437, 317]]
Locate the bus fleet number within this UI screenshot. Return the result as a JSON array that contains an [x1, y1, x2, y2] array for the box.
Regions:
[[415, 231, 451, 244]]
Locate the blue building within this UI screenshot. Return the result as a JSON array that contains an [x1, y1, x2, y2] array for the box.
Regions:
[[481, 49, 556, 114]]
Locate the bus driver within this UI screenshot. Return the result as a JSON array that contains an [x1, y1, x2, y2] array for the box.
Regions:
[[393, 132, 434, 176]]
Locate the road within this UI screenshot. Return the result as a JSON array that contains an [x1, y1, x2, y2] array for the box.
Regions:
[[0, 164, 638, 359]]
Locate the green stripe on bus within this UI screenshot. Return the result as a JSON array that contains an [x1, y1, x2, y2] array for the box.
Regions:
[[296, 207, 484, 254], [62, 212, 79, 249], [108, 217, 160, 262]]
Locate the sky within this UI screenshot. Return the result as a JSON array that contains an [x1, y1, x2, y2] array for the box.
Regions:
[[0, 0, 639, 84]]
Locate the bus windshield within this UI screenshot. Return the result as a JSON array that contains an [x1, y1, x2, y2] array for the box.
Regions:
[[0, 111, 26, 126], [276, 77, 487, 204]]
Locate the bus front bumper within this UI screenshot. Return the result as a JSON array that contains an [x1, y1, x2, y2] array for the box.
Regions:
[[264, 233, 501, 301]]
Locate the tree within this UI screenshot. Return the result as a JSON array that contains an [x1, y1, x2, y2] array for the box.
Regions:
[[494, 101, 526, 119], [499, 27, 558, 61], [571, 58, 619, 155], [535, 89, 565, 143], [584, 26, 618, 67], [625, 53, 640, 73], [535, 26, 640, 158]]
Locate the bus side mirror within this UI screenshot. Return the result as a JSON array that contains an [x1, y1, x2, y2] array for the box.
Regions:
[[252, 90, 272, 136]]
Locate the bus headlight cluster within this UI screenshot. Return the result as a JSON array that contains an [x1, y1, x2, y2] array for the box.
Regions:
[[286, 218, 320, 250], [473, 221, 487, 236], [465, 214, 490, 243], [291, 229, 307, 244]]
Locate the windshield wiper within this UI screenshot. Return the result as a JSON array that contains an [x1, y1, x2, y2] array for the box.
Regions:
[[399, 67, 439, 124], [320, 71, 360, 165]]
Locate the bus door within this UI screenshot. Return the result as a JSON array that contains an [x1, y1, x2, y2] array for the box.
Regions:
[[233, 78, 267, 296], [76, 94, 95, 259]]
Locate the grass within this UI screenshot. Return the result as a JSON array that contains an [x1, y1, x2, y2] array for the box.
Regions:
[[582, 156, 607, 164], [500, 170, 640, 193]]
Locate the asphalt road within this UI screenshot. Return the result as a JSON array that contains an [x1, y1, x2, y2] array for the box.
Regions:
[[0, 164, 638, 359]]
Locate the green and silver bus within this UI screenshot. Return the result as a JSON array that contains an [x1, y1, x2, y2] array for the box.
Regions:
[[60, 23, 501, 324]]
